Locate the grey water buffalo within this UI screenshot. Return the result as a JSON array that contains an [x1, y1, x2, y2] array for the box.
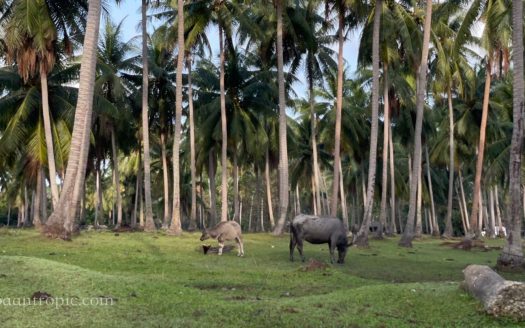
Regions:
[[200, 221, 244, 256], [289, 214, 351, 264]]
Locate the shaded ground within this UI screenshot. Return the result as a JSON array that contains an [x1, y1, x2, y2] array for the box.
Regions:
[[0, 229, 523, 327]]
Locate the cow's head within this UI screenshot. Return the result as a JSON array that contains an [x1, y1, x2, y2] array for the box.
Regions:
[[199, 229, 210, 241]]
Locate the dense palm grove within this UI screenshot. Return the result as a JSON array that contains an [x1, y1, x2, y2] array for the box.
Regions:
[[0, 0, 523, 268]]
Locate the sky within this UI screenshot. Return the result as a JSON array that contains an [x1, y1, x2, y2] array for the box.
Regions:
[[108, 0, 362, 98]]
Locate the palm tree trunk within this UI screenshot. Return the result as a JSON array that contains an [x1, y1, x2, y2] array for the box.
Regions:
[[248, 194, 254, 232], [389, 124, 396, 234], [425, 146, 439, 236], [33, 167, 43, 228], [95, 160, 102, 226], [399, 0, 433, 247], [469, 61, 492, 239], [239, 196, 243, 226], [295, 184, 301, 214], [310, 85, 322, 216], [489, 187, 496, 238], [131, 156, 142, 229], [265, 149, 275, 228], [459, 168, 470, 232], [168, 0, 184, 236], [443, 87, 455, 238], [23, 187, 29, 227], [233, 152, 240, 222], [457, 185, 467, 235], [495, 184, 502, 235], [79, 181, 85, 226], [7, 201, 11, 227], [478, 189, 483, 232], [209, 148, 217, 226], [330, 6, 345, 217], [219, 26, 228, 223], [139, 183, 144, 228], [311, 175, 317, 215], [378, 64, 389, 239], [187, 55, 197, 231], [339, 158, 349, 230], [111, 126, 122, 229], [40, 70, 60, 208], [273, 0, 290, 235], [160, 132, 170, 229], [498, 0, 524, 267], [415, 164, 423, 238], [42, 0, 102, 239], [141, 0, 155, 232], [355, 0, 381, 247]]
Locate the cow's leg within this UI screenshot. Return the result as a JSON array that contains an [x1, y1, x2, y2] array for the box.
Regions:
[[236, 237, 244, 257], [239, 237, 244, 256], [328, 239, 336, 264], [217, 235, 224, 256], [297, 239, 305, 262], [289, 233, 296, 261]]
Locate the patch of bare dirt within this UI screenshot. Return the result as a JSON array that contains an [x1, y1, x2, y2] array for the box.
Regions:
[[31, 291, 52, 300], [441, 240, 498, 251], [301, 258, 329, 271]]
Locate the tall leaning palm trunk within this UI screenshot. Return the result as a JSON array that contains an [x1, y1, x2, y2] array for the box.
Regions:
[[377, 65, 389, 238], [330, 5, 345, 217], [219, 26, 228, 222], [43, 0, 102, 239], [497, 0, 524, 268], [168, 0, 185, 236], [442, 87, 454, 238], [468, 61, 491, 239], [142, 0, 156, 232], [40, 70, 60, 209], [187, 55, 198, 231], [399, 0, 433, 247], [309, 74, 322, 215], [272, 0, 290, 235], [355, 0, 381, 247], [111, 126, 122, 228]]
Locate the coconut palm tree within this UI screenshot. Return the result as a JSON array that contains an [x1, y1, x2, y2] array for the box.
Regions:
[[44, 0, 102, 239], [167, 0, 184, 235], [94, 17, 138, 229], [3, 0, 87, 210], [429, 1, 478, 238], [289, 0, 336, 216], [399, 0, 434, 247], [272, 0, 290, 235], [497, 0, 524, 268], [354, 0, 381, 246], [468, 0, 511, 238], [141, 0, 156, 232]]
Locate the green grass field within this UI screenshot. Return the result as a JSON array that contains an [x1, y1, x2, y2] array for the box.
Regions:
[[0, 228, 523, 328]]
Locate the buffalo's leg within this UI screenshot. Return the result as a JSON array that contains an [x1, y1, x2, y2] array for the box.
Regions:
[[236, 237, 244, 257], [218, 235, 224, 256], [328, 240, 336, 264], [289, 234, 296, 261], [297, 239, 305, 262]]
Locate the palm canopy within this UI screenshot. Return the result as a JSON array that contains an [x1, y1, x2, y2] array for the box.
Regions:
[[0, 63, 77, 170]]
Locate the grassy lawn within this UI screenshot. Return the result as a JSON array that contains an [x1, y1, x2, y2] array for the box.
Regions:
[[0, 228, 523, 328]]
